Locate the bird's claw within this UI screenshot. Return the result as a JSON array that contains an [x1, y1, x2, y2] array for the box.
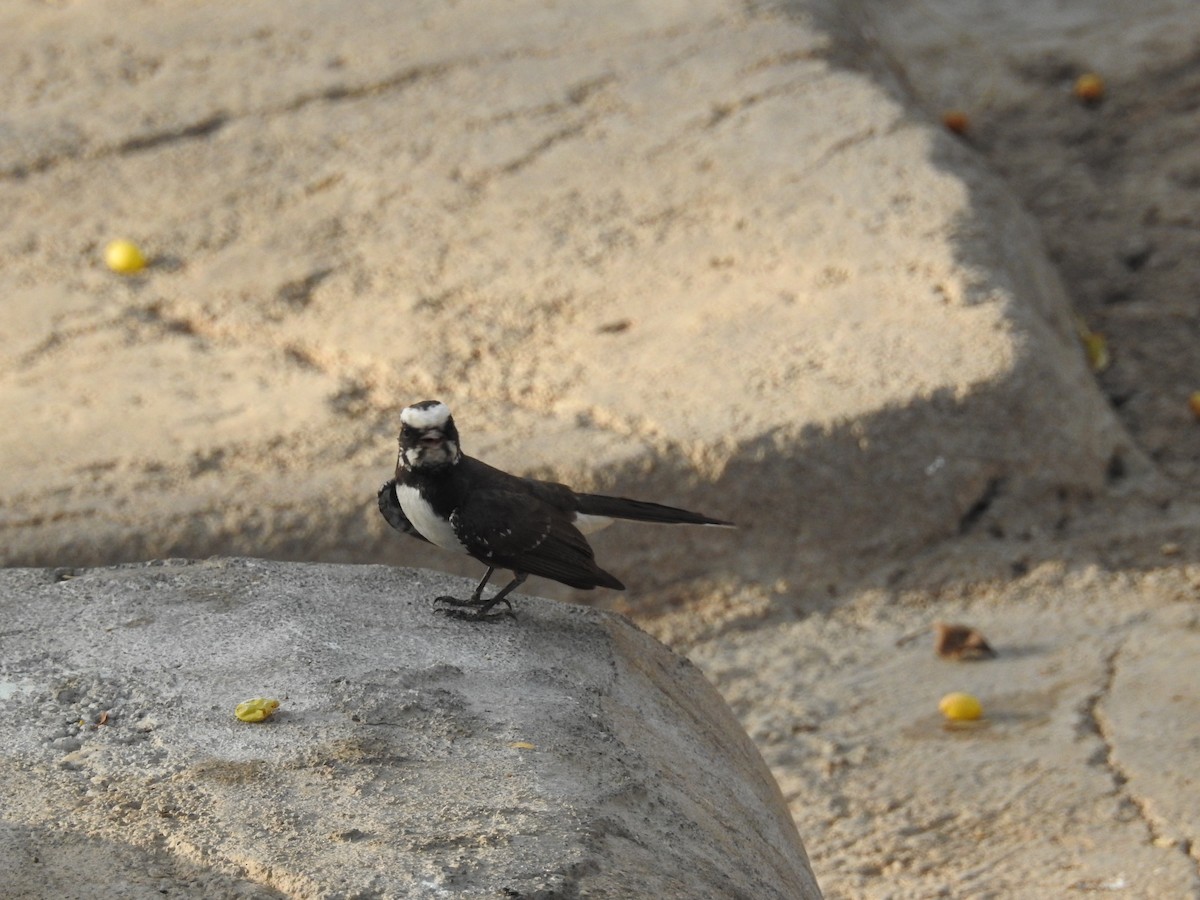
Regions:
[[436, 607, 515, 622], [433, 595, 515, 621]]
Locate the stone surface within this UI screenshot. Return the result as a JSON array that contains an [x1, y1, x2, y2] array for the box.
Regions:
[[0, 559, 820, 900]]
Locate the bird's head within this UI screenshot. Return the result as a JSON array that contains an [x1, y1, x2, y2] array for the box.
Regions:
[[397, 400, 461, 470]]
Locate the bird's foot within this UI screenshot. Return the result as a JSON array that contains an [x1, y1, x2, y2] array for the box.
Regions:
[[433, 595, 515, 621], [437, 607, 515, 622]]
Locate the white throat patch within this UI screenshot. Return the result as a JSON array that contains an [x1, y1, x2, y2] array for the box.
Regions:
[[400, 440, 460, 470], [400, 402, 452, 430]]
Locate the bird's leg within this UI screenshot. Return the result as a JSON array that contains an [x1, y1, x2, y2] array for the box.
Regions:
[[474, 572, 526, 617], [467, 567, 495, 605], [434, 567, 495, 606], [436, 571, 526, 621], [434, 567, 516, 618]]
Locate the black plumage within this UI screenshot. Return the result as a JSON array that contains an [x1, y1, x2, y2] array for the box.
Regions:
[[379, 400, 731, 620]]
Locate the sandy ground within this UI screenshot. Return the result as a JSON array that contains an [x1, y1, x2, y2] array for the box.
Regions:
[[865, 0, 1200, 487], [3, 0, 1200, 896]]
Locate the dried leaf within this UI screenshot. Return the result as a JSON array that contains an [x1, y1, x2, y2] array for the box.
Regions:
[[935, 622, 996, 660]]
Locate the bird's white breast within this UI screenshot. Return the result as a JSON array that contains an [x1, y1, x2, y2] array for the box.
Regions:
[[394, 484, 468, 554]]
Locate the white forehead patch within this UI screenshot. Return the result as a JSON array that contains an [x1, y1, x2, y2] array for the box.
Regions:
[[400, 402, 452, 430]]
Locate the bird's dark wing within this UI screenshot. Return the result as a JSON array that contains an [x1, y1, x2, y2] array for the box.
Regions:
[[377, 479, 431, 543], [457, 456, 583, 514], [453, 489, 623, 591]]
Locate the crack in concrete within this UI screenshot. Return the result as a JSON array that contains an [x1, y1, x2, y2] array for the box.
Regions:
[[14, 300, 215, 371], [280, 62, 453, 115], [465, 74, 618, 131], [1, 62, 454, 180], [497, 121, 590, 177], [116, 113, 228, 155], [1079, 637, 1124, 776], [703, 74, 820, 129], [1084, 625, 1200, 888]]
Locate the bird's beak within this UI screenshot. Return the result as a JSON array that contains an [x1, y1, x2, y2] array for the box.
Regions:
[[419, 430, 444, 447]]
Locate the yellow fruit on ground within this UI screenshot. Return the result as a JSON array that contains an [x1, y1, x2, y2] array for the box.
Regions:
[[104, 239, 147, 274], [1074, 72, 1105, 103], [235, 698, 280, 723], [939, 691, 983, 721]]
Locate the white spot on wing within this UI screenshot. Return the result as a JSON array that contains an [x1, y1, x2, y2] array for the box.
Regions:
[[394, 484, 468, 555], [574, 514, 613, 535], [400, 402, 452, 430], [528, 519, 552, 549]]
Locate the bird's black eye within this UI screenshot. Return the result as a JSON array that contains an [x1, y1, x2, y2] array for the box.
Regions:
[[401, 425, 421, 443]]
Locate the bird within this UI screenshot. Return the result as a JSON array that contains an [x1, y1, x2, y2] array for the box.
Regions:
[[378, 400, 732, 620]]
